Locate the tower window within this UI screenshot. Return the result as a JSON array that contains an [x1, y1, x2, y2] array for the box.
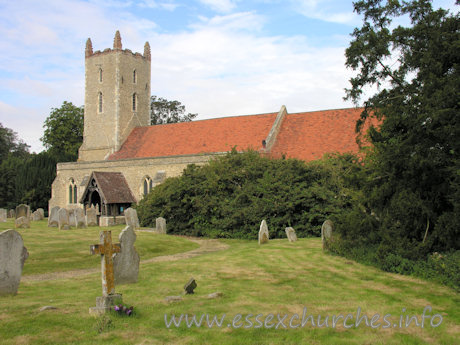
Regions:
[[133, 69, 136, 83], [69, 179, 77, 204], [99, 68, 103, 82], [143, 176, 153, 196], [98, 92, 103, 113], [132, 93, 137, 112]]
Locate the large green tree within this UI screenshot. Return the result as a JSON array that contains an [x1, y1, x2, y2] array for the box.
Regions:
[[0, 123, 29, 164], [41, 101, 84, 161], [150, 95, 198, 125], [340, 0, 459, 259]]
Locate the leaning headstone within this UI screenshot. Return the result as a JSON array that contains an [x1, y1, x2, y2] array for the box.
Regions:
[[9, 209, 15, 219], [15, 204, 30, 219], [86, 205, 98, 227], [285, 227, 297, 242], [156, 217, 167, 234], [124, 208, 140, 229], [113, 226, 140, 285], [0, 230, 29, 295], [58, 208, 71, 230], [32, 210, 43, 221], [0, 209, 7, 222], [48, 206, 60, 227], [75, 208, 87, 228], [184, 278, 197, 294], [15, 216, 30, 229], [258, 220, 269, 245], [37, 208, 45, 219], [321, 220, 334, 250]]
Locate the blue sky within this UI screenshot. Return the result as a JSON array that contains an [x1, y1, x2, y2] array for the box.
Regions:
[[0, 0, 457, 152]]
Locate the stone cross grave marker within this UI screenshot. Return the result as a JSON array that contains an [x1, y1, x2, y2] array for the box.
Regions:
[[89, 231, 122, 314]]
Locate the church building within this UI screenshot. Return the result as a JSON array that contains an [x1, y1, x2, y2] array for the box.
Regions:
[[49, 31, 364, 225]]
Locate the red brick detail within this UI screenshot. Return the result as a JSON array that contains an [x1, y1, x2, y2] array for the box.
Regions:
[[108, 113, 278, 160]]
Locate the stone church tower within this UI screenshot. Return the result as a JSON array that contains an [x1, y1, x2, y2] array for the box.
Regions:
[[78, 31, 151, 161]]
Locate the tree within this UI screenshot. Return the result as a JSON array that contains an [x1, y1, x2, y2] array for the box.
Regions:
[[150, 95, 198, 125], [41, 101, 84, 161], [0, 123, 29, 164], [342, 0, 459, 257]]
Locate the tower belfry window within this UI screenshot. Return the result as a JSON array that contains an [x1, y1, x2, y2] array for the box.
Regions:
[[99, 68, 103, 82], [132, 93, 137, 111], [98, 92, 103, 113]]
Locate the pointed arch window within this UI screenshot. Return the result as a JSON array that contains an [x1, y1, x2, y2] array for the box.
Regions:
[[69, 178, 77, 204], [133, 69, 136, 83], [132, 93, 137, 112], [99, 68, 103, 82], [98, 92, 103, 113], [143, 176, 153, 196]]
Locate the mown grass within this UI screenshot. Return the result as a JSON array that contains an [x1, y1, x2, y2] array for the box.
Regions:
[[0, 219, 199, 275], [0, 221, 459, 344]]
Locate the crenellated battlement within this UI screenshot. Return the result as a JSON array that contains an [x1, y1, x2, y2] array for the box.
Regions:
[[85, 31, 150, 61]]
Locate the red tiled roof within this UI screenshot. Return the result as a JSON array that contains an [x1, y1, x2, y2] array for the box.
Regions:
[[270, 108, 365, 161], [108, 113, 277, 160]]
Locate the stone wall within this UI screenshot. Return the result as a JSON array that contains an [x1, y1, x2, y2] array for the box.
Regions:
[[49, 153, 223, 212]]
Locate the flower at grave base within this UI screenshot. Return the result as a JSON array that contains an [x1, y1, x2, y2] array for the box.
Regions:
[[114, 305, 121, 311], [126, 307, 133, 316]]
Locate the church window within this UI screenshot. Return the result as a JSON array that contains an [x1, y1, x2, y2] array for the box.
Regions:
[[99, 68, 103, 82], [133, 69, 136, 83], [69, 179, 77, 204], [132, 93, 137, 112], [143, 176, 153, 196], [98, 92, 103, 113]]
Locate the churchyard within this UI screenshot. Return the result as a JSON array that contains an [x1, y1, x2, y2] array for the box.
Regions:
[[0, 218, 458, 344]]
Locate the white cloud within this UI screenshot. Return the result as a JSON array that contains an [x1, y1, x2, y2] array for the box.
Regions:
[[193, 11, 265, 32], [290, 0, 358, 25], [198, 0, 238, 13], [138, 0, 179, 10]]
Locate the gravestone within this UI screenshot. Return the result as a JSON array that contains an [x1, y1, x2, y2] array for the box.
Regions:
[[113, 226, 140, 285], [184, 278, 197, 294], [0, 209, 7, 222], [58, 208, 71, 230], [86, 205, 98, 226], [32, 210, 43, 221], [321, 220, 333, 250], [8, 209, 15, 218], [156, 217, 167, 234], [15, 216, 30, 229], [0, 230, 29, 295], [258, 220, 269, 245], [124, 208, 140, 229], [89, 231, 122, 315], [37, 208, 45, 219], [15, 204, 30, 219], [285, 227, 297, 242], [48, 206, 60, 227], [68, 209, 77, 227], [74, 208, 86, 228]]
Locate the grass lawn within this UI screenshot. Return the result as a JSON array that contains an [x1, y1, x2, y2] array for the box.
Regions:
[[0, 220, 459, 344]]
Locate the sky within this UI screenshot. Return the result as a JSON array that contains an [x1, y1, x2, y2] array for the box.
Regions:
[[0, 0, 457, 153]]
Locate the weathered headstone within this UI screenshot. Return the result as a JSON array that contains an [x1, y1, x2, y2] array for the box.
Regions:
[[15, 216, 30, 229], [58, 208, 71, 230], [86, 205, 98, 226], [48, 206, 60, 227], [321, 220, 333, 250], [0, 209, 7, 222], [74, 208, 87, 228], [184, 278, 197, 294], [258, 220, 269, 245], [68, 209, 77, 227], [156, 217, 167, 234], [32, 210, 43, 221], [113, 226, 140, 285], [89, 231, 122, 315], [37, 208, 45, 219], [15, 204, 30, 219], [124, 208, 140, 229], [8, 209, 15, 219], [285, 227, 297, 242], [0, 230, 29, 295]]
